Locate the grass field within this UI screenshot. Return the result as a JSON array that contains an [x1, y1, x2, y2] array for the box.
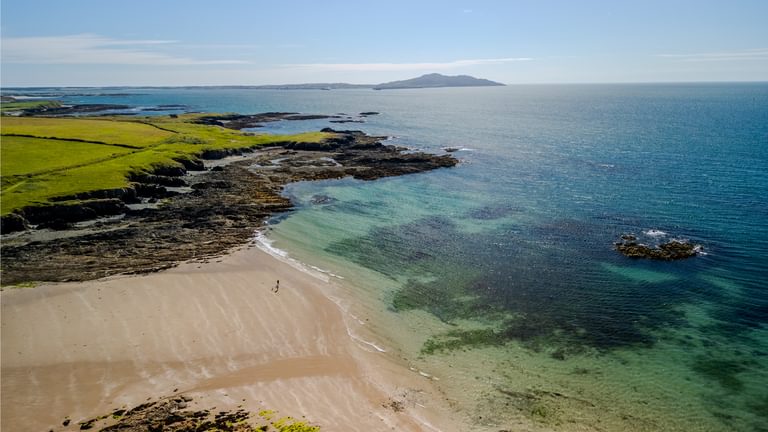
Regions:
[[1, 115, 335, 215], [0, 100, 62, 112], [0, 136, 133, 177], [1, 117, 174, 148]]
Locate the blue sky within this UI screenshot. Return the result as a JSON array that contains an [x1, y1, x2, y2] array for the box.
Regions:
[[2, 0, 767, 86]]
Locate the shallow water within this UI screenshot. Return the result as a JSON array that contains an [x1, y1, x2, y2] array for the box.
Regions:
[[9, 83, 768, 430]]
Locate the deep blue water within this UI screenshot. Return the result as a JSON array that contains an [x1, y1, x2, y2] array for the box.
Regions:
[[5, 83, 768, 430]]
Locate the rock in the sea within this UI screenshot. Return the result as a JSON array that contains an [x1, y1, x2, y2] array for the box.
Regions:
[[615, 234, 700, 260], [310, 194, 337, 205]]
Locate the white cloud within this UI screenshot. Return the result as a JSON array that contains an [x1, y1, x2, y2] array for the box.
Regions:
[[658, 48, 768, 62], [290, 57, 532, 72], [1, 34, 250, 65]]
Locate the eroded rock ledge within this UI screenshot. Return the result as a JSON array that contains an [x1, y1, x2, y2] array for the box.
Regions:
[[0, 128, 457, 285]]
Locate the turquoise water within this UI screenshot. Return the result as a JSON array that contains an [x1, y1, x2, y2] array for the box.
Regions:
[[7, 84, 768, 430]]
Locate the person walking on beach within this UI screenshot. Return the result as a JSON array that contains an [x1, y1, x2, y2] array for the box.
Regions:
[[273, 279, 280, 294]]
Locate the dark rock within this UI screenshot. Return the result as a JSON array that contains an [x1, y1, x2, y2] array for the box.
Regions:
[[62, 419, 71, 426], [49, 187, 139, 204], [20, 104, 131, 116], [359, 111, 380, 116], [21, 199, 127, 225], [329, 119, 365, 124], [615, 235, 700, 260], [134, 184, 177, 199], [1, 213, 29, 234], [174, 158, 206, 171], [152, 165, 186, 177], [37, 219, 75, 231], [284, 114, 338, 121], [193, 112, 301, 129], [281, 141, 339, 151], [310, 195, 337, 205], [191, 181, 231, 190], [79, 418, 96, 430], [201, 149, 237, 160], [130, 174, 188, 187]]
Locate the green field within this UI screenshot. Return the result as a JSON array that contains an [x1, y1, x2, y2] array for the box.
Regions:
[[1, 117, 174, 148], [0, 136, 133, 177], [1, 115, 335, 215], [0, 100, 62, 112]]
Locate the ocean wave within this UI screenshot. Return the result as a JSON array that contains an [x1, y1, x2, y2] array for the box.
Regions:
[[347, 328, 388, 353], [643, 229, 668, 238], [253, 229, 346, 281]]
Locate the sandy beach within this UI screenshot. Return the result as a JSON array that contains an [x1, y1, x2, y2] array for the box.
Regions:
[[1, 240, 465, 431]]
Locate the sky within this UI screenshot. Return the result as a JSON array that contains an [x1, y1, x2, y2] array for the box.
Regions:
[[1, 0, 767, 86]]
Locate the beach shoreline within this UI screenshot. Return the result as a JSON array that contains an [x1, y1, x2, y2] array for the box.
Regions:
[[0, 241, 466, 431]]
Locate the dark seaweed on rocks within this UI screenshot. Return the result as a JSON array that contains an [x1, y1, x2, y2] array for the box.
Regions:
[[67, 395, 316, 431], [615, 234, 701, 260]]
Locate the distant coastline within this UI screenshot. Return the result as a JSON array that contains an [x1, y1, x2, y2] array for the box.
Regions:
[[0, 73, 506, 92]]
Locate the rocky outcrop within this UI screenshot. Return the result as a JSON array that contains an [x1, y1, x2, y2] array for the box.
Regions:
[[615, 234, 701, 260], [1, 128, 459, 284], [20, 104, 131, 116], [0, 213, 29, 234], [130, 173, 187, 187], [65, 395, 318, 431], [192, 112, 339, 129], [21, 199, 128, 224]]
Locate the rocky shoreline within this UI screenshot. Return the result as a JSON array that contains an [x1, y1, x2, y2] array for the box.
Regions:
[[60, 395, 320, 432], [1, 127, 457, 285]]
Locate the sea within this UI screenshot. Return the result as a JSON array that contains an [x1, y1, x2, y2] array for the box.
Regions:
[[5, 83, 768, 431]]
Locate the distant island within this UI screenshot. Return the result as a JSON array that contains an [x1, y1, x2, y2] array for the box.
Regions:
[[373, 73, 505, 90], [249, 74, 504, 90]]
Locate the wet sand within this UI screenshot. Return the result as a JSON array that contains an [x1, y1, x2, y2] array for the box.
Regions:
[[1, 243, 464, 431]]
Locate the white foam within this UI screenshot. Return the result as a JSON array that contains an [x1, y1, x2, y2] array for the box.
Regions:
[[253, 230, 289, 258], [348, 330, 388, 353], [644, 229, 668, 238], [252, 230, 330, 282]]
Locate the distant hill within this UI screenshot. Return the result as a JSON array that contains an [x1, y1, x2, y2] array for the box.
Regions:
[[373, 73, 505, 90]]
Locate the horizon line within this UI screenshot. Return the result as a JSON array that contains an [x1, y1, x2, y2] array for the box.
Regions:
[[2, 80, 768, 89]]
